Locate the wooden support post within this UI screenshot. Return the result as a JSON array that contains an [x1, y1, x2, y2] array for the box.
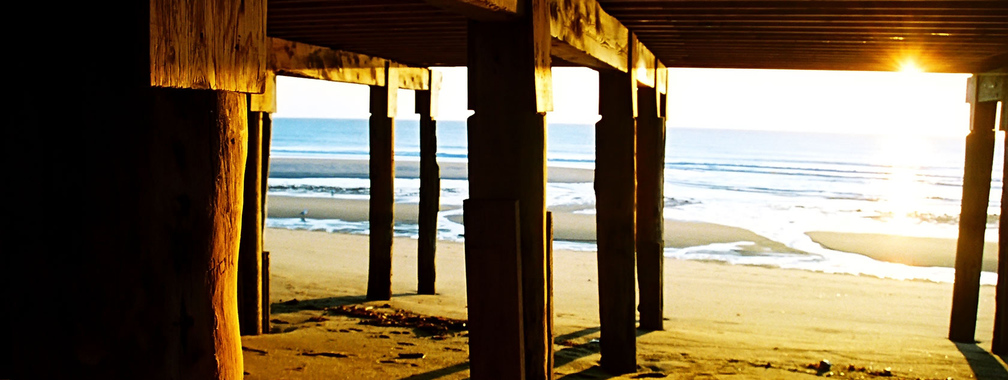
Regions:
[[464, 200, 526, 379], [417, 71, 442, 295], [239, 106, 264, 336], [995, 135, 1008, 356], [950, 77, 998, 343], [636, 85, 665, 331], [260, 114, 272, 333], [466, 0, 553, 376], [368, 69, 398, 301], [595, 69, 638, 373], [546, 211, 555, 375]]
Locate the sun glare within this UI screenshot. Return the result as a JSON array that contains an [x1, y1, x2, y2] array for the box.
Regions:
[[899, 60, 924, 74]]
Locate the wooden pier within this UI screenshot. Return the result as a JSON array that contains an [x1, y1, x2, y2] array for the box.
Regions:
[[4, 0, 1006, 378]]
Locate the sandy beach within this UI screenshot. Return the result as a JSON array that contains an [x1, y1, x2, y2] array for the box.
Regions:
[[244, 190, 1004, 379], [244, 228, 1000, 379]]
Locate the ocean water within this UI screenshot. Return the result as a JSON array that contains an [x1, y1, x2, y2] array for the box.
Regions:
[[267, 117, 1004, 284]]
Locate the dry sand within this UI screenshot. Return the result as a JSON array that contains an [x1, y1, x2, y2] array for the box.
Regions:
[[243, 228, 1003, 379]]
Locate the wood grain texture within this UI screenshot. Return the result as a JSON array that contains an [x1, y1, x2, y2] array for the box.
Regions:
[[269, 37, 385, 86], [595, 70, 638, 374], [464, 200, 526, 379], [250, 72, 276, 113], [424, 0, 518, 20], [950, 102, 997, 343], [548, 0, 629, 72], [150, 0, 266, 92], [269, 38, 432, 90]]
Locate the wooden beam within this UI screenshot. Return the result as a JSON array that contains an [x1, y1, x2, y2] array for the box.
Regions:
[[548, 0, 629, 72], [463, 200, 526, 379], [595, 68, 638, 374], [950, 75, 998, 343], [238, 106, 264, 335], [416, 70, 441, 295], [367, 70, 397, 300], [250, 72, 277, 113], [636, 84, 665, 331], [633, 35, 657, 88], [268, 37, 432, 90], [466, 0, 552, 375], [150, 0, 266, 93], [424, 0, 518, 20]]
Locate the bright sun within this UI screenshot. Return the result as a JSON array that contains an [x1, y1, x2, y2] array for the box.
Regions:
[[899, 60, 923, 73]]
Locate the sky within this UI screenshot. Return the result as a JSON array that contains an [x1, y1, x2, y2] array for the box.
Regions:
[[275, 66, 975, 137]]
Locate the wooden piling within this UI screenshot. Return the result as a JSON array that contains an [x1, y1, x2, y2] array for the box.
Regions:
[[417, 85, 441, 295], [260, 114, 273, 333], [546, 211, 555, 376], [595, 69, 638, 373], [636, 86, 665, 331], [368, 82, 397, 301], [994, 135, 1008, 356], [239, 108, 264, 336], [464, 200, 527, 379], [950, 100, 997, 343], [466, 0, 553, 375]]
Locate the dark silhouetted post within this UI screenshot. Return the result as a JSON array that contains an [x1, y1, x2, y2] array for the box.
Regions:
[[417, 71, 442, 295], [950, 75, 998, 343], [239, 105, 264, 335], [466, 0, 553, 376], [596, 67, 638, 373], [368, 68, 397, 301], [636, 82, 666, 331]]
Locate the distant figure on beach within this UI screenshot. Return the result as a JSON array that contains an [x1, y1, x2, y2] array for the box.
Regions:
[[300, 209, 308, 222]]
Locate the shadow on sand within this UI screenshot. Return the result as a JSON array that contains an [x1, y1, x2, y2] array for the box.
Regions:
[[554, 325, 658, 379], [955, 342, 1008, 379]]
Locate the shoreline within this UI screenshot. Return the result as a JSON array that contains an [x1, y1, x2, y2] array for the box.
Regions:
[[268, 194, 981, 275], [270, 156, 596, 183]]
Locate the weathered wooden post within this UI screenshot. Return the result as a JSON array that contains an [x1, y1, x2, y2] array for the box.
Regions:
[[595, 37, 640, 373], [368, 63, 398, 301], [636, 62, 667, 331], [983, 73, 1008, 355], [6, 1, 263, 378], [417, 70, 443, 295], [239, 100, 264, 335], [465, 0, 553, 376], [251, 72, 277, 334], [997, 133, 1007, 356], [950, 73, 1000, 343]]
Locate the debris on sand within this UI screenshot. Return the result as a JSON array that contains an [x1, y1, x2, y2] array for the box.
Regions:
[[326, 305, 467, 335], [300, 351, 350, 358]]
